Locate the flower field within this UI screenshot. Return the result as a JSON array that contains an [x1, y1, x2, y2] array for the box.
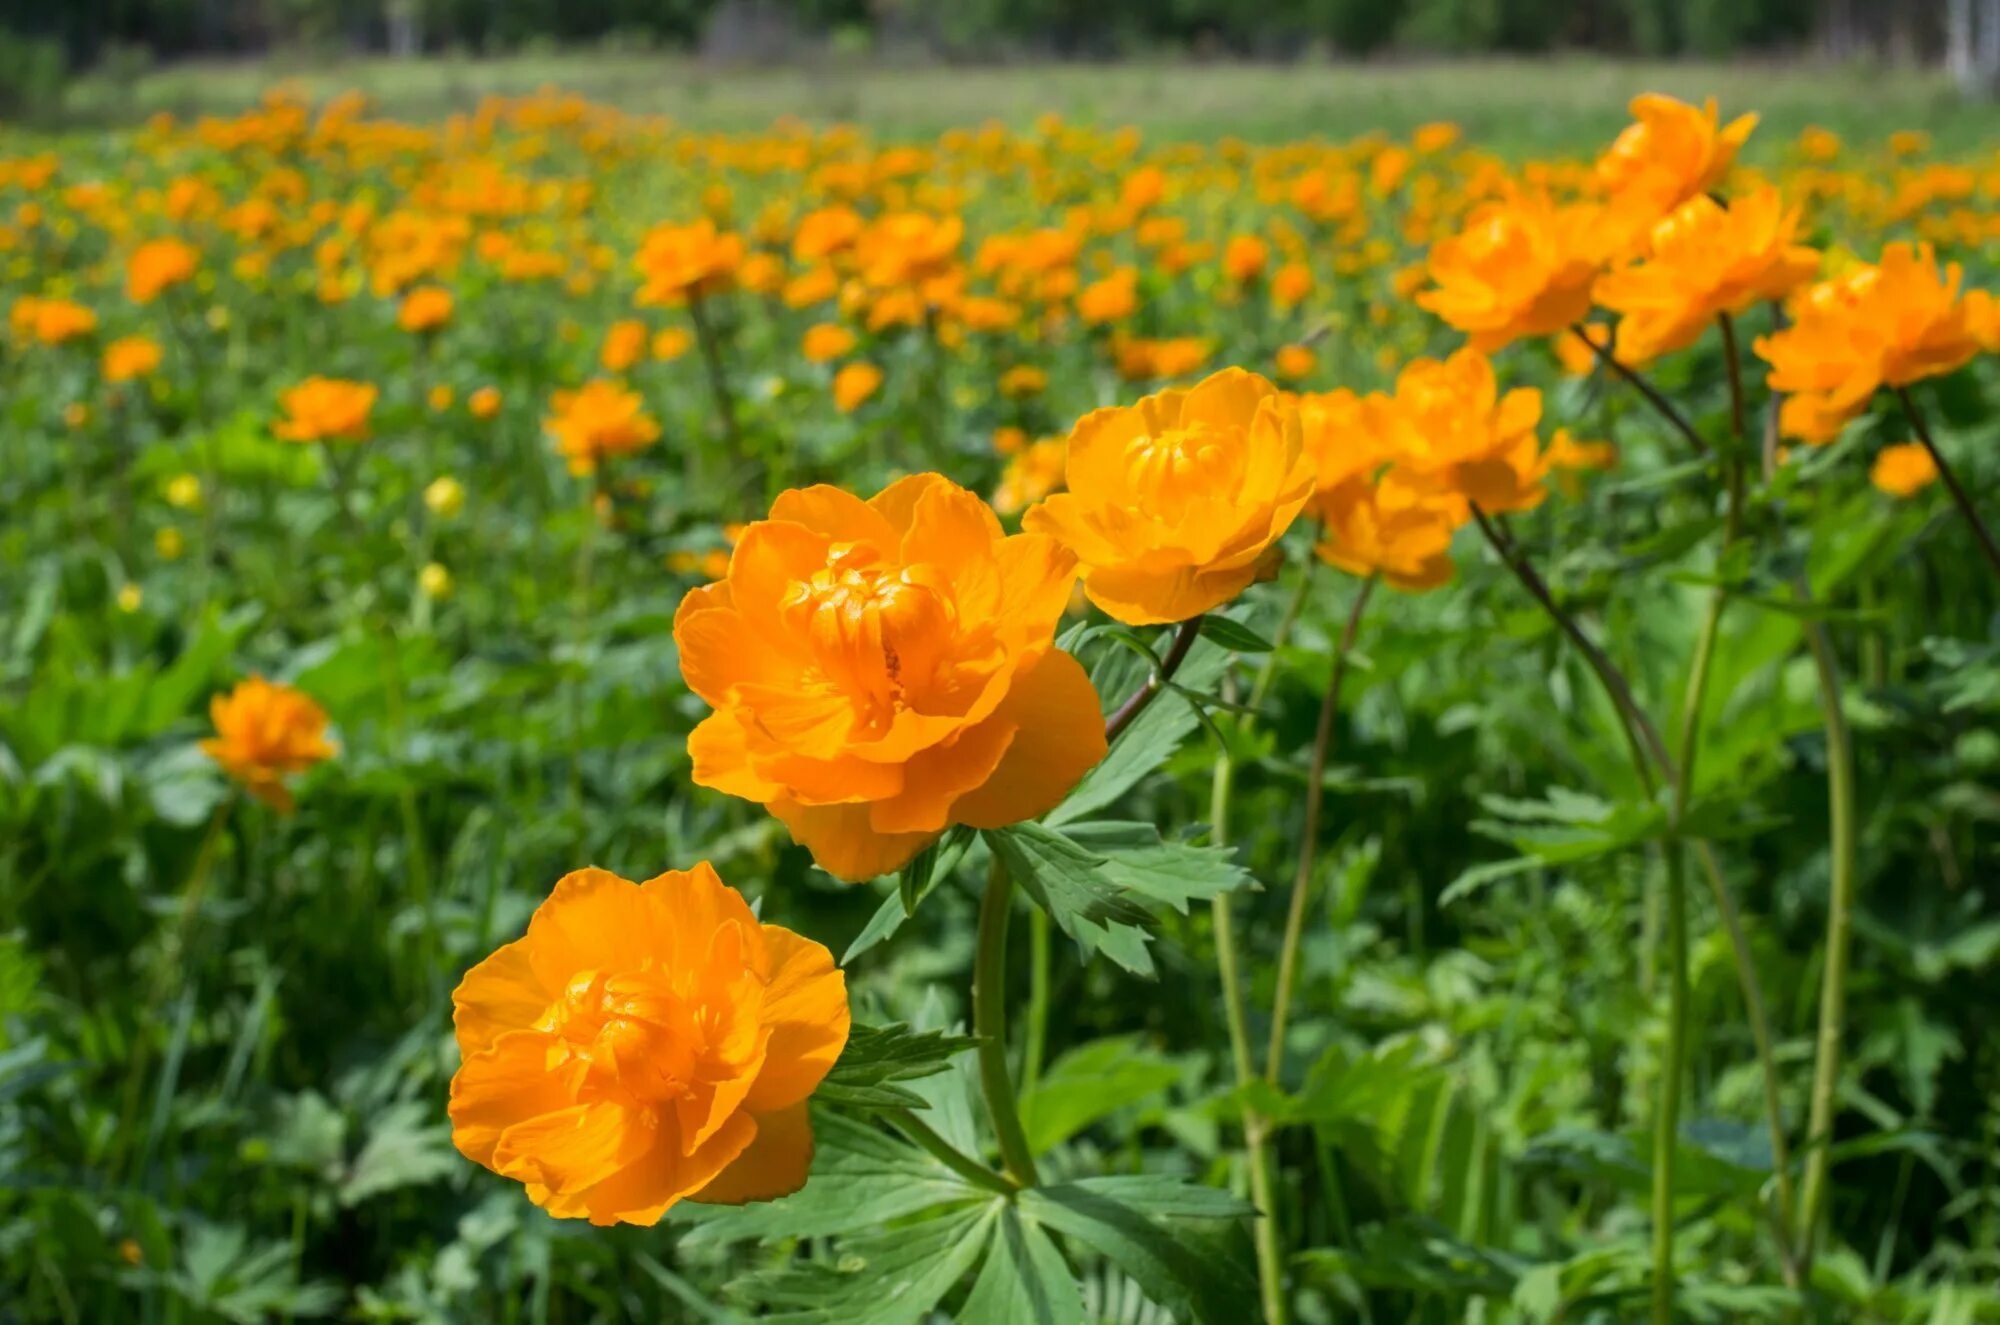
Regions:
[[6, 77, 2000, 1323]]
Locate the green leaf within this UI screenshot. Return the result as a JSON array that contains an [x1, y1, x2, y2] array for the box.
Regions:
[[961, 1205, 1087, 1325], [1052, 640, 1227, 825], [1199, 615, 1275, 654], [1064, 820, 1254, 914], [983, 824, 1154, 940], [1019, 1035, 1180, 1155], [338, 1101, 457, 1206], [1021, 1177, 1255, 1325], [816, 1022, 982, 1114], [729, 1201, 999, 1324]]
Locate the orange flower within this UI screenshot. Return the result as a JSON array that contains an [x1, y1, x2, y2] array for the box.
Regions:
[[999, 364, 1046, 398], [200, 676, 335, 812], [545, 380, 660, 474], [854, 212, 962, 291], [1870, 441, 1938, 498], [1556, 321, 1612, 377], [1222, 234, 1269, 283], [1419, 194, 1608, 351], [1274, 344, 1317, 381], [1373, 349, 1548, 515], [469, 385, 502, 419], [673, 474, 1105, 880], [1271, 262, 1314, 310], [274, 378, 376, 443], [397, 284, 454, 334], [832, 362, 882, 413], [801, 322, 855, 364], [11, 296, 97, 345], [1594, 187, 1819, 365], [1414, 121, 1461, 155], [601, 318, 648, 372], [102, 335, 162, 383], [1756, 243, 1994, 444], [1078, 267, 1138, 325], [449, 863, 848, 1225], [653, 327, 693, 361], [635, 218, 745, 305], [1024, 368, 1314, 625], [1597, 94, 1757, 221], [994, 437, 1067, 516], [791, 205, 863, 263], [1314, 474, 1462, 592], [127, 237, 199, 304]]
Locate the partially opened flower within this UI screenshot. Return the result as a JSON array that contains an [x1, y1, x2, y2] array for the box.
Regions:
[[545, 379, 660, 474], [200, 676, 335, 812], [1419, 194, 1608, 351], [1025, 368, 1313, 624], [449, 864, 848, 1225], [127, 237, 199, 304], [675, 475, 1105, 880], [274, 377, 376, 443], [1314, 474, 1462, 592], [1756, 243, 1994, 443], [1597, 94, 1757, 223], [1594, 187, 1818, 365], [635, 218, 745, 305], [1373, 349, 1548, 515]]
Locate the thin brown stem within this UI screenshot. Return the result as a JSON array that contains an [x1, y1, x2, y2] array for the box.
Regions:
[[1264, 576, 1374, 1081], [1103, 614, 1204, 744], [1895, 386, 2000, 578], [1571, 323, 1707, 456]]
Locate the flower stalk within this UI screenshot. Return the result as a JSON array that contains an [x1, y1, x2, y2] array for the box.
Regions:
[[975, 855, 1042, 1189], [1895, 386, 2000, 578]]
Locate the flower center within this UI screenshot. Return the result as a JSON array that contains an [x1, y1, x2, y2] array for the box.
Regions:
[[543, 966, 708, 1107], [781, 543, 956, 730], [1122, 405, 1235, 513]]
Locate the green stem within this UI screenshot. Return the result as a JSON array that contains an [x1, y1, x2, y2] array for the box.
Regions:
[[1894, 386, 2000, 578], [1651, 838, 1689, 1325], [1795, 615, 1857, 1270], [688, 293, 741, 487], [1209, 747, 1289, 1325], [1022, 906, 1051, 1100], [887, 1107, 1018, 1196], [975, 855, 1041, 1189], [1264, 575, 1373, 1081]]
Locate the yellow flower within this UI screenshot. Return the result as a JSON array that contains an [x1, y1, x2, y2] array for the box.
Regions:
[[674, 475, 1105, 879], [419, 562, 454, 599], [469, 386, 502, 420], [1420, 194, 1607, 351], [1314, 474, 1462, 592], [397, 284, 454, 334], [449, 864, 848, 1224], [999, 365, 1047, 398], [801, 322, 855, 364], [156, 527, 185, 559], [166, 473, 203, 509], [428, 384, 455, 412], [1222, 234, 1269, 283], [116, 583, 143, 613], [424, 476, 465, 519], [127, 237, 199, 304], [1077, 268, 1138, 325], [1025, 368, 1314, 625], [1594, 187, 1819, 365], [1870, 442, 1938, 498], [1597, 93, 1757, 221], [1373, 349, 1548, 515], [103, 335, 163, 383], [832, 362, 882, 413], [274, 378, 377, 444], [200, 676, 336, 812], [545, 380, 660, 475], [994, 437, 1067, 516], [1271, 262, 1313, 310]]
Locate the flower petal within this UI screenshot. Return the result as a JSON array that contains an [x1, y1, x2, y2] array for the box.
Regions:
[[744, 926, 849, 1113], [689, 1102, 815, 1206], [950, 648, 1107, 828]]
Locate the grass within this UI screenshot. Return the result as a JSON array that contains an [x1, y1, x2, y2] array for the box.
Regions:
[[53, 50, 2000, 153]]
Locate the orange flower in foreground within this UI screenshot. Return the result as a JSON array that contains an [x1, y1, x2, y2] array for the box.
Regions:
[[635, 218, 745, 305], [1756, 243, 1994, 443], [397, 284, 454, 334], [1373, 348, 1548, 515], [674, 475, 1105, 880], [450, 864, 848, 1225], [1594, 188, 1818, 365], [127, 237, 199, 304], [545, 380, 660, 474], [1420, 194, 1608, 351], [103, 335, 163, 383], [274, 377, 377, 443], [1597, 93, 1757, 220], [1025, 368, 1314, 624], [1870, 442, 1938, 498], [200, 676, 335, 811]]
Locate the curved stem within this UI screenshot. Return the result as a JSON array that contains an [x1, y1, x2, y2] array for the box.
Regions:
[[975, 855, 1041, 1189], [1264, 576, 1374, 1081], [1795, 616, 1857, 1270], [1104, 614, 1204, 744], [1571, 323, 1707, 456], [1022, 906, 1051, 1100], [1208, 747, 1289, 1325], [1249, 553, 1320, 711], [886, 1107, 1018, 1196], [1895, 386, 2000, 578]]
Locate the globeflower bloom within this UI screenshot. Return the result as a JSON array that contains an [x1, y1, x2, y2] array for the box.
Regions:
[[1756, 243, 1995, 443], [1372, 349, 1548, 515], [832, 362, 882, 413], [1314, 474, 1462, 592], [545, 380, 660, 475], [127, 238, 199, 304], [1419, 195, 1608, 351], [1593, 187, 1819, 365], [1871, 442, 1938, 498], [200, 676, 335, 812], [274, 378, 377, 443], [635, 218, 745, 304], [1024, 368, 1314, 624], [449, 864, 848, 1225], [397, 285, 454, 334], [674, 474, 1105, 880], [11, 296, 97, 346], [1597, 94, 1756, 221], [103, 335, 162, 383]]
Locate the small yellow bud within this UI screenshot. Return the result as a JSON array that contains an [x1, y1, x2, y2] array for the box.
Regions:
[[116, 584, 143, 613], [424, 476, 464, 519], [155, 527, 185, 559], [166, 473, 202, 509], [419, 562, 454, 599]]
